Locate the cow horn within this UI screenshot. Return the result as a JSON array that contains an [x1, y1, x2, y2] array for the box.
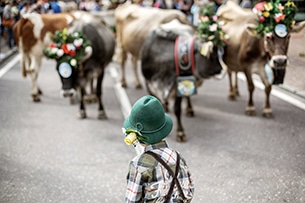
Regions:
[[245, 23, 258, 36], [200, 41, 213, 57], [291, 21, 305, 33], [81, 46, 92, 63]]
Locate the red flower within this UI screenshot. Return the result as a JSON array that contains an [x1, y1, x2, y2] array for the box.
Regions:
[[69, 50, 76, 57], [274, 13, 285, 23], [259, 16, 265, 22], [254, 2, 266, 12], [61, 44, 69, 54], [49, 42, 57, 48]]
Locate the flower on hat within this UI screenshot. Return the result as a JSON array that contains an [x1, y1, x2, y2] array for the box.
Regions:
[[196, 2, 228, 48], [43, 28, 92, 67], [254, 0, 297, 37]]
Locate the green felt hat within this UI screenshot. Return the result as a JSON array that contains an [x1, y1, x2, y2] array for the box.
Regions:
[[123, 95, 173, 144]]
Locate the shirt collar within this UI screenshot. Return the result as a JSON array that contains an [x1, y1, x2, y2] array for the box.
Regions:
[[145, 140, 168, 152]]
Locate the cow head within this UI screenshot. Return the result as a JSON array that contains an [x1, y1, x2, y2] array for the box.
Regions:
[[246, 20, 305, 84], [56, 62, 78, 98], [194, 40, 224, 79]]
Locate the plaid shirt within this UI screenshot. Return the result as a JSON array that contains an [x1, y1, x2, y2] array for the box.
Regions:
[[125, 140, 194, 203]]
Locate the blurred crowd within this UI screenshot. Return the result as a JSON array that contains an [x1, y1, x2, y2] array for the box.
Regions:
[[0, 0, 249, 50]]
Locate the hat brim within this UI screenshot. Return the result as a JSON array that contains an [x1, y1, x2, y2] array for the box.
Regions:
[[123, 113, 173, 144]]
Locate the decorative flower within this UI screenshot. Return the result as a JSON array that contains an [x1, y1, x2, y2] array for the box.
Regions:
[[43, 28, 92, 67], [57, 49, 64, 57], [197, 2, 228, 48], [254, 0, 297, 37], [70, 58, 77, 67]]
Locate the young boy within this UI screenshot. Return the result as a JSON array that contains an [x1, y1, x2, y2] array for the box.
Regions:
[[123, 95, 195, 202]]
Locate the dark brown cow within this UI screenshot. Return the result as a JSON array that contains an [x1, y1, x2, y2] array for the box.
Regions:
[[217, 0, 305, 117]]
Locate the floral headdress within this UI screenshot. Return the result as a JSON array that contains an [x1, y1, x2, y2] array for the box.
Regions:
[[254, 0, 297, 37], [44, 28, 92, 67], [196, 2, 228, 48]]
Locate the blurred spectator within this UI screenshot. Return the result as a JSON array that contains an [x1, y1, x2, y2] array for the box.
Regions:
[[91, 0, 102, 11], [172, 0, 194, 22], [20, 1, 32, 16], [154, 0, 167, 9], [0, 0, 5, 36], [79, 0, 87, 11], [3, 0, 16, 49], [240, 0, 251, 8]]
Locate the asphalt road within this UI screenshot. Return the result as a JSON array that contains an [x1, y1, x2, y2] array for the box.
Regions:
[[0, 54, 305, 203]]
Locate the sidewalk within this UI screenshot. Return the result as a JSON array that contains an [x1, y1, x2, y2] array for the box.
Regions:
[[0, 35, 18, 63], [283, 29, 305, 98]]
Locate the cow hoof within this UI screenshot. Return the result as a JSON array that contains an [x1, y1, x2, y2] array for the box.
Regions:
[[135, 83, 142, 89], [121, 81, 127, 88], [262, 108, 273, 118], [245, 106, 256, 116], [38, 88, 43, 95], [98, 111, 107, 120], [78, 110, 87, 119], [32, 95, 41, 102], [176, 132, 187, 142], [228, 93, 236, 101], [186, 109, 194, 117]]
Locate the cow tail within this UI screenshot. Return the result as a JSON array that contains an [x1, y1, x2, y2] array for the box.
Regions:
[[13, 18, 27, 77]]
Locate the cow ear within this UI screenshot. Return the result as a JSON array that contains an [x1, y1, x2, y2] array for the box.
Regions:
[[245, 23, 258, 37], [290, 21, 305, 33]]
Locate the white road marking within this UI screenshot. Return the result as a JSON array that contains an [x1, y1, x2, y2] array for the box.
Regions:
[[108, 65, 131, 119], [0, 54, 20, 78], [238, 73, 305, 111]]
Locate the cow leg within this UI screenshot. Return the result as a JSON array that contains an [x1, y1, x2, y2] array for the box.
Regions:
[[262, 83, 273, 118], [244, 71, 256, 116], [227, 70, 236, 100], [77, 87, 87, 119], [185, 97, 194, 117], [233, 71, 240, 97], [120, 50, 128, 88], [28, 56, 42, 102], [131, 56, 142, 89], [174, 96, 187, 142], [28, 68, 41, 102], [96, 72, 107, 120], [258, 71, 273, 118]]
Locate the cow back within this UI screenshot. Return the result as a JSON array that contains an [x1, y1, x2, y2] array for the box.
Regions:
[[115, 4, 191, 57], [14, 12, 75, 53], [68, 17, 115, 70]]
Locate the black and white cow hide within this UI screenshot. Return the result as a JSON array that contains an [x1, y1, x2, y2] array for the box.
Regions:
[[56, 15, 116, 119], [141, 25, 225, 142]]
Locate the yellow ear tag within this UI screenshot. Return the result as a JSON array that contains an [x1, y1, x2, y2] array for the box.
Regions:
[[200, 46, 207, 56], [124, 132, 137, 145]]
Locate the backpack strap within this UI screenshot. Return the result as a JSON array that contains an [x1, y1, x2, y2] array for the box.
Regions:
[[145, 151, 186, 202]]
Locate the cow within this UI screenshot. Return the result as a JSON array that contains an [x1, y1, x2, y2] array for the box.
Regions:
[[114, 2, 193, 89], [53, 15, 116, 119], [216, 0, 305, 117], [13, 11, 111, 102], [140, 20, 225, 142]]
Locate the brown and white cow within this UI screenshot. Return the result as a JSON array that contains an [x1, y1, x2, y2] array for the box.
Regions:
[[216, 0, 305, 117], [114, 2, 193, 88], [13, 11, 111, 102]]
